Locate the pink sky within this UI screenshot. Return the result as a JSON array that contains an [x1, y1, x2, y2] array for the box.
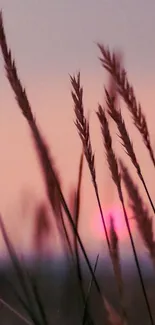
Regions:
[[0, 0, 155, 255]]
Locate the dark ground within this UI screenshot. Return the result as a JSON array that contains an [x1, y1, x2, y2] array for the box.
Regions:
[[0, 254, 155, 325]]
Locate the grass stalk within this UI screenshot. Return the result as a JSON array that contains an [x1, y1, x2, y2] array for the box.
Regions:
[[0, 12, 104, 307], [98, 44, 155, 167], [119, 159, 155, 269], [109, 215, 127, 325], [0, 296, 32, 325], [70, 73, 111, 251], [0, 216, 44, 325], [82, 254, 99, 325], [104, 89, 155, 215], [97, 105, 154, 325]]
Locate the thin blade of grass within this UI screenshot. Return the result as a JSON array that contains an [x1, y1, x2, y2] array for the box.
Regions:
[[0, 216, 42, 325], [0, 296, 32, 325], [68, 154, 93, 325], [82, 254, 99, 325], [74, 152, 85, 300], [23, 269, 49, 325], [4, 276, 39, 323]]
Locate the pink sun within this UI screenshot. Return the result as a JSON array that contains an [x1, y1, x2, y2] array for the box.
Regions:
[[91, 205, 130, 241]]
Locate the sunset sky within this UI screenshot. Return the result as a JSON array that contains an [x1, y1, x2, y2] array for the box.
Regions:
[[0, 0, 155, 255]]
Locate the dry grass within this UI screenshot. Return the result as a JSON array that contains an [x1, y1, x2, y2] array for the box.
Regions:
[[109, 216, 127, 325], [0, 12, 104, 301], [97, 105, 154, 325], [0, 9, 155, 325], [120, 159, 155, 268], [105, 88, 155, 214], [71, 73, 111, 252], [98, 44, 155, 167]]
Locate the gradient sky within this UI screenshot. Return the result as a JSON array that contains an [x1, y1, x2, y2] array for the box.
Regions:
[[0, 0, 155, 254]]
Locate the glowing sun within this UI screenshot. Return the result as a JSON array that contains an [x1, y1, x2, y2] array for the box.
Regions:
[[91, 205, 129, 241]]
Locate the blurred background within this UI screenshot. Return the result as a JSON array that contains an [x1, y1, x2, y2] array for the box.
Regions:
[[0, 1, 155, 324], [0, 0, 155, 256]]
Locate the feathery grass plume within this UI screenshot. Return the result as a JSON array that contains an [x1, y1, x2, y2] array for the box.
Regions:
[[70, 72, 111, 251], [29, 121, 74, 259], [97, 105, 127, 324], [98, 43, 155, 167], [70, 73, 96, 183], [119, 159, 155, 268], [68, 187, 76, 218], [33, 199, 72, 264], [109, 215, 127, 325], [0, 12, 104, 306], [0, 11, 62, 222], [105, 89, 155, 214], [97, 106, 154, 325], [104, 53, 122, 209], [97, 106, 120, 190], [0, 215, 44, 325], [105, 50, 123, 112], [33, 201, 51, 255]]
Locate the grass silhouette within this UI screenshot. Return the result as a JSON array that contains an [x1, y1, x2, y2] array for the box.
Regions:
[[0, 10, 155, 325]]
